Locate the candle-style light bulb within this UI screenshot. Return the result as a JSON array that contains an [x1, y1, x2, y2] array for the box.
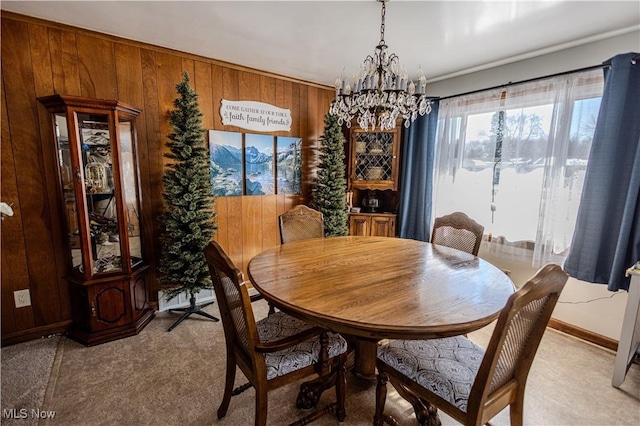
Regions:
[[416, 66, 427, 94]]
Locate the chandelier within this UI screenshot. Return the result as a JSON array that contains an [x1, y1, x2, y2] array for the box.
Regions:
[[329, 0, 432, 131]]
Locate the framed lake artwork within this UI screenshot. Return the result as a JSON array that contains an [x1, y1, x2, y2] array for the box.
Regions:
[[245, 134, 275, 195], [209, 130, 243, 196], [276, 136, 302, 194]]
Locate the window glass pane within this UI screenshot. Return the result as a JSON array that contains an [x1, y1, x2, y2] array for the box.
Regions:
[[569, 97, 600, 160], [436, 112, 494, 231], [433, 70, 603, 259], [491, 104, 552, 241], [552, 96, 601, 252]]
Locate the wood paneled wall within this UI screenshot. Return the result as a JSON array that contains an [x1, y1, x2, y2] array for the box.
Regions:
[[0, 12, 334, 345]]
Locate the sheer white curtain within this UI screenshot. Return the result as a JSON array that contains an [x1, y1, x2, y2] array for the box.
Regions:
[[433, 69, 603, 267]]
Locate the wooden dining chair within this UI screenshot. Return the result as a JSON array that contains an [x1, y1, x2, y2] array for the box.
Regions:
[[279, 204, 325, 243], [271, 204, 325, 315], [374, 264, 568, 426], [431, 211, 484, 256], [204, 241, 348, 426]]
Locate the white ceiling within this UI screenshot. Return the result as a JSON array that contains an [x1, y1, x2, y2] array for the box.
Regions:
[[3, 1, 639, 87]]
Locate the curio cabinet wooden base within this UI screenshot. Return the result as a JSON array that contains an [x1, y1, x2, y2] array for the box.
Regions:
[[67, 265, 154, 346]]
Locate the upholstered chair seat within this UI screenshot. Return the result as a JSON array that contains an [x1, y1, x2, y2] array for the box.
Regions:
[[377, 336, 484, 412], [257, 311, 348, 380]]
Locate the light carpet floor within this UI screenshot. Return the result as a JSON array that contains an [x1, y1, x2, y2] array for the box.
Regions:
[[2, 299, 640, 426], [1, 335, 62, 426]]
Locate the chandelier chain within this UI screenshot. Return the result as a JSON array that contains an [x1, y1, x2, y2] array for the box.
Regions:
[[380, 0, 386, 45]]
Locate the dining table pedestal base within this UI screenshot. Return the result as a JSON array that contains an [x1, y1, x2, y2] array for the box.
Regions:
[[351, 338, 379, 380]]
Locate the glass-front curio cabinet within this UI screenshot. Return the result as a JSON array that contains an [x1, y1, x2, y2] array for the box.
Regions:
[[38, 94, 154, 346]]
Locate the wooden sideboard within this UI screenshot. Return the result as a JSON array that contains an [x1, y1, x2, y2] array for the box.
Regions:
[[348, 212, 396, 237]]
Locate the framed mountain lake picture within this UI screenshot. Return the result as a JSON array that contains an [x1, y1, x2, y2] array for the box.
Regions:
[[245, 133, 275, 195], [209, 130, 243, 196], [276, 136, 302, 195]]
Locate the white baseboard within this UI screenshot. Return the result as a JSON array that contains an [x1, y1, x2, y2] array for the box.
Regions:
[[157, 289, 215, 312]]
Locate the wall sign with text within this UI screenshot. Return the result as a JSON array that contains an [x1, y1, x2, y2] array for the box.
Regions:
[[220, 100, 291, 132]]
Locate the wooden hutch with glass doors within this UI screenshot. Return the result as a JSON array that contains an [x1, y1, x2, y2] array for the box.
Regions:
[[347, 124, 401, 237]]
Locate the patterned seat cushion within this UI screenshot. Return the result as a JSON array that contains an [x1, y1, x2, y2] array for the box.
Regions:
[[377, 336, 485, 412], [257, 312, 348, 380]]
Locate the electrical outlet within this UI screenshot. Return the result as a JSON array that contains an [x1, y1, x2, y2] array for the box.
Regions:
[[14, 289, 31, 308]]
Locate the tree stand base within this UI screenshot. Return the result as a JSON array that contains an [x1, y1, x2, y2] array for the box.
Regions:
[[167, 294, 219, 331]]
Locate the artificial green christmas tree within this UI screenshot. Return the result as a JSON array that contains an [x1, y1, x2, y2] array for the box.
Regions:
[[159, 72, 217, 331], [312, 113, 348, 236]]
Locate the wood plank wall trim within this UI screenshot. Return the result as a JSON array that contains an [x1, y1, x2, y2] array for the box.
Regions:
[[548, 318, 618, 352], [0, 13, 332, 344], [0, 11, 333, 91]]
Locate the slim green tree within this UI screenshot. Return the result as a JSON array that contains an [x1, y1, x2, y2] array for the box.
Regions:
[[312, 113, 348, 236], [159, 72, 217, 331]]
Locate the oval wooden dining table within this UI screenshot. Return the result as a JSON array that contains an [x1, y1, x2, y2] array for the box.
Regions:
[[247, 235, 515, 378]]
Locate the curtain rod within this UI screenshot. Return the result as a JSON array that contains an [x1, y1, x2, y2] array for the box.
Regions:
[[436, 62, 610, 101]]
